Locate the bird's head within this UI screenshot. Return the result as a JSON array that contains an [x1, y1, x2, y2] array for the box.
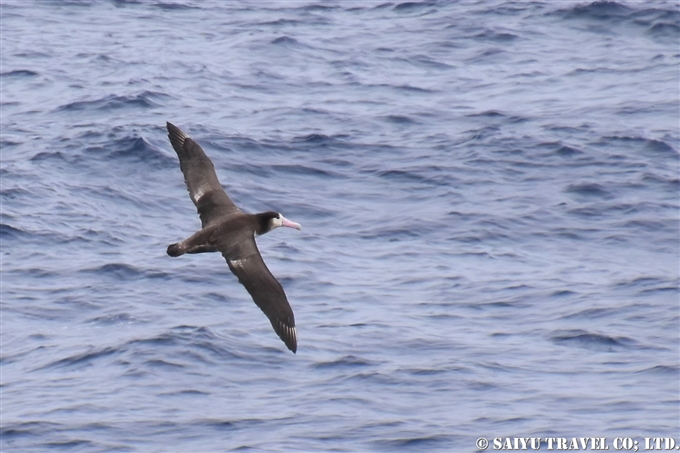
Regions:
[[257, 211, 302, 235]]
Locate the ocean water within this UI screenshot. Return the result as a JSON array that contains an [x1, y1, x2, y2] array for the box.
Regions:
[[1, 0, 679, 451]]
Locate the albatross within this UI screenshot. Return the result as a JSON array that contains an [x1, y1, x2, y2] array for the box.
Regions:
[[165, 122, 301, 353]]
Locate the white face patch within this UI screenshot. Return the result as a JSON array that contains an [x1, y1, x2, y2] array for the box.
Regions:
[[271, 214, 283, 229]]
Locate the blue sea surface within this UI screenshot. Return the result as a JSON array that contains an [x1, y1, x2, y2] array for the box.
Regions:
[[1, 1, 679, 451]]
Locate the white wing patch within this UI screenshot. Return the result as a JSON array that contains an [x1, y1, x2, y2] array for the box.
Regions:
[[279, 321, 297, 343], [192, 186, 206, 203], [229, 259, 245, 268]]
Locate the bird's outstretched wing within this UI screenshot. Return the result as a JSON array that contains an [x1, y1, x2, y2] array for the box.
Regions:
[[166, 122, 241, 227], [221, 236, 297, 353]]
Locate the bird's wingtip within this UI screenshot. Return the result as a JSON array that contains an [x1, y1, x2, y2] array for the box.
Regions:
[[278, 322, 297, 353], [166, 122, 190, 144]]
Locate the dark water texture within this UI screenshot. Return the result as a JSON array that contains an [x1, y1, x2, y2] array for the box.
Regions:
[[1, 0, 679, 451]]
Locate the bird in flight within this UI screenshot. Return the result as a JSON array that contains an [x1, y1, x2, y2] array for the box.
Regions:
[[165, 122, 302, 353]]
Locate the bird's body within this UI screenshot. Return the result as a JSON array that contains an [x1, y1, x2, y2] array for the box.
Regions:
[[165, 122, 301, 353]]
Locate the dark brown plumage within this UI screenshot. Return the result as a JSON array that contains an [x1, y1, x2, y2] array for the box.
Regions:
[[165, 122, 301, 353]]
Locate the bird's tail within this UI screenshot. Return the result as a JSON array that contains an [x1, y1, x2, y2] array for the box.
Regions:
[[167, 243, 183, 257]]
